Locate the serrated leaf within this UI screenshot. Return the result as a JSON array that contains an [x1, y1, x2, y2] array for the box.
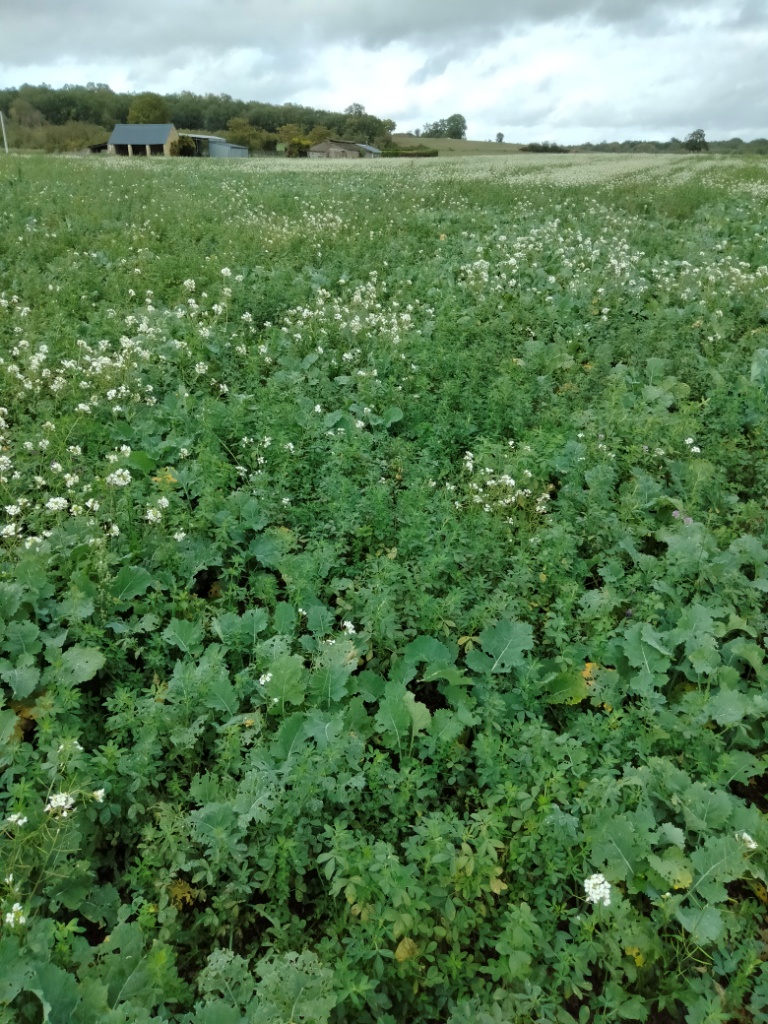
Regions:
[[268, 653, 306, 708], [162, 618, 204, 654], [205, 675, 239, 717], [303, 709, 344, 750], [0, 663, 40, 699], [404, 635, 452, 665], [404, 692, 431, 735], [708, 687, 751, 726], [109, 566, 153, 602], [478, 619, 533, 673], [544, 669, 589, 705], [306, 605, 334, 637], [3, 621, 41, 660], [429, 709, 464, 744], [375, 693, 410, 750], [675, 905, 724, 945], [271, 712, 308, 759], [309, 662, 350, 708], [59, 645, 105, 685]]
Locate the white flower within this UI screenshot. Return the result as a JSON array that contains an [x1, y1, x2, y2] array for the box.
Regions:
[[4, 903, 26, 927], [145, 508, 162, 523], [105, 468, 131, 487], [44, 792, 75, 817], [156, 496, 170, 509], [342, 620, 356, 634], [93, 789, 106, 803], [221, 267, 231, 277], [194, 362, 208, 375], [45, 497, 68, 512], [583, 873, 611, 907], [736, 831, 758, 850], [183, 279, 195, 291], [6, 813, 28, 827], [259, 672, 272, 686], [173, 531, 187, 541]]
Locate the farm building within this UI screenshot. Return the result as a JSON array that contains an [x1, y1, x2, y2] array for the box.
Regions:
[[309, 139, 382, 159], [178, 132, 248, 158], [107, 125, 248, 158], [108, 123, 178, 156]]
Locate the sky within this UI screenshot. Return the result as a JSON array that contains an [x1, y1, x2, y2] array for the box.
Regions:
[[1, 0, 766, 143]]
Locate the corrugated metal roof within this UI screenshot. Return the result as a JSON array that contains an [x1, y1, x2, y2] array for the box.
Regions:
[[178, 132, 226, 142], [356, 144, 382, 154], [109, 124, 175, 145]]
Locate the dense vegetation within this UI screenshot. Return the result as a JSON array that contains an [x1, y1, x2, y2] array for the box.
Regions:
[[1, 152, 768, 1023], [0, 84, 395, 152]]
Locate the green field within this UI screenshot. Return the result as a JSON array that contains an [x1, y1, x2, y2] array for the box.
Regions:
[[392, 133, 523, 154], [2, 152, 768, 1023]]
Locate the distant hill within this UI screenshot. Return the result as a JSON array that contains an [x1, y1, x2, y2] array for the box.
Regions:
[[393, 134, 522, 155]]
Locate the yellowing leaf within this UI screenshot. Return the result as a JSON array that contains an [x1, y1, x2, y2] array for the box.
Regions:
[[625, 946, 646, 967], [168, 879, 198, 909], [395, 937, 419, 962]]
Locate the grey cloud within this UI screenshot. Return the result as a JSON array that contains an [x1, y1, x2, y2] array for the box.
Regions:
[[1, 0, 760, 66]]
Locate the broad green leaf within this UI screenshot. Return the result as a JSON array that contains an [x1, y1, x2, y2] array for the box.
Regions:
[[375, 693, 410, 750], [0, 662, 40, 699], [590, 815, 643, 882], [271, 712, 308, 759], [309, 662, 350, 708], [205, 675, 239, 718], [3, 621, 41, 660], [429, 708, 465, 744], [707, 687, 751, 726], [750, 347, 768, 385], [273, 602, 296, 635], [675, 905, 724, 945], [59, 645, 105, 685], [110, 565, 154, 602], [0, 583, 23, 619], [478, 619, 533, 673], [544, 669, 589, 705], [307, 605, 334, 637], [382, 406, 403, 427], [404, 635, 452, 665], [162, 618, 204, 654], [126, 450, 157, 474], [304, 709, 344, 750], [57, 590, 95, 622], [404, 691, 431, 735], [268, 653, 306, 708]]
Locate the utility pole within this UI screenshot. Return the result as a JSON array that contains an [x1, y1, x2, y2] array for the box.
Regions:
[[0, 111, 8, 154]]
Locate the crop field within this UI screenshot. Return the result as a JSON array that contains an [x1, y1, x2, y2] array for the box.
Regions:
[[1, 151, 768, 1023]]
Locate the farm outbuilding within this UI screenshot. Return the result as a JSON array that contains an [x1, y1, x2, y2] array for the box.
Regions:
[[309, 139, 382, 159], [108, 123, 178, 156], [178, 132, 249, 158]]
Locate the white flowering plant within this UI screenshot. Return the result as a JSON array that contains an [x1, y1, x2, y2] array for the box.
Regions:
[[0, 150, 767, 1024]]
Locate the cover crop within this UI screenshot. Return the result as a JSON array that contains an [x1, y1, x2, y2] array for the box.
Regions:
[[1, 152, 767, 1023]]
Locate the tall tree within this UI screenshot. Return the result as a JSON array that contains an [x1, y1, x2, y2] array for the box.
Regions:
[[684, 128, 708, 152], [128, 92, 171, 124]]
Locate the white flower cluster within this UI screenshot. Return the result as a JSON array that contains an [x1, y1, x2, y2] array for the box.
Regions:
[[4, 903, 26, 927], [736, 831, 758, 850], [583, 872, 611, 907], [105, 468, 131, 487], [5, 812, 28, 827], [44, 792, 75, 817]]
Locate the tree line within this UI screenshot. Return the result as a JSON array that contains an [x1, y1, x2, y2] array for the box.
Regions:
[[0, 84, 397, 152]]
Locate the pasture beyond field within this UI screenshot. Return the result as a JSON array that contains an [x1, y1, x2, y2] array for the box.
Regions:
[[1, 153, 768, 1023]]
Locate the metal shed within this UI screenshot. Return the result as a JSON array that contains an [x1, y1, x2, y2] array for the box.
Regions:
[[209, 140, 249, 158], [177, 132, 248, 158]]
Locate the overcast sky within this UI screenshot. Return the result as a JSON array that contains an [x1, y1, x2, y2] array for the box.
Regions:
[[1, 0, 766, 142]]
